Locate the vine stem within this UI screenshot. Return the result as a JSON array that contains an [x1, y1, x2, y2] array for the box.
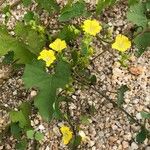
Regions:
[[73, 71, 144, 127]]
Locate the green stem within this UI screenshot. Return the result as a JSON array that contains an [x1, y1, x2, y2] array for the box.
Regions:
[[73, 71, 144, 127]]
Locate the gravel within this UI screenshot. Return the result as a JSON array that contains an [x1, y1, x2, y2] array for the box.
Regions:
[[0, 0, 150, 149]]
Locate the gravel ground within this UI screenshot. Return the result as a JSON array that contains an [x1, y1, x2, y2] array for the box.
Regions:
[[0, 0, 150, 150]]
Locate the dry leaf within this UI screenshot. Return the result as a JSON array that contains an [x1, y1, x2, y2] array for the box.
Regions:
[[129, 66, 144, 76]]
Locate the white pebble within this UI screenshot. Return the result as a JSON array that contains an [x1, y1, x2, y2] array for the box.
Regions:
[[38, 124, 45, 130], [13, 90, 17, 96], [136, 113, 142, 120], [122, 141, 129, 149], [30, 90, 37, 98], [89, 141, 95, 147], [131, 142, 138, 150]]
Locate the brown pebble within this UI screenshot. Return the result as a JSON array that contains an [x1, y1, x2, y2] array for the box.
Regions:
[[128, 66, 144, 76]]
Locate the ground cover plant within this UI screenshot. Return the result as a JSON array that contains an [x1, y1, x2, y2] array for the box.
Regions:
[[0, 0, 150, 149]]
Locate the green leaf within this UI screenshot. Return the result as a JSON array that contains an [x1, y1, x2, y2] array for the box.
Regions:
[[15, 139, 27, 150], [0, 27, 35, 64], [71, 50, 78, 65], [35, 131, 44, 141], [53, 96, 66, 119], [35, 0, 59, 12], [90, 75, 97, 85], [59, 1, 86, 22], [141, 112, 150, 119], [24, 11, 35, 23], [146, 1, 150, 10], [134, 32, 150, 56], [127, 3, 148, 28], [10, 102, 31, 128], [136, 128, 148, 143], [80, 115, 90, 125], [117, 85, 129, 107], [128, 0, 138, 5], [3, 51, 14, 64], [71, 135, 82, 148], [10, 110, 29, 128], [22, 0, 32, 7], [15, 22, 46, 54], [19, 102, 31, 118], [10, 123, 22, 139], [58, 25, 80, 42], [96, 0, 116, 14], [26, 130, 35, 139], [23, 59, 71, 121]]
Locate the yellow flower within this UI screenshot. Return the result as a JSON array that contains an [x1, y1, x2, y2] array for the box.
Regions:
[[60, 126, 73, 145], [82, 19, 102, 36], [112, 34, 131, 52], [49, 38, 67, 52], [38, 49, 56, 67]]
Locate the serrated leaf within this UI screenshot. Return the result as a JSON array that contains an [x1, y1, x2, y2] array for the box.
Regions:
[[71, 135, 82, 148], [22, 0, 32, 7], [15, 139, 27, 150], [10, 123, 22, 139], [117, 85, 129, 107], [96, 0, 116, 14], [3, 51, 14, 64], [59, 1, 86, 22], [146, 1, 150, 10], [134, 32, 150, 56], [53, 96, 66, 119], [128, 0, 138, 5], [10, 102, 31, 128], [141, 112, 150, 119], [35, 0, 59, 12], [127, 3, 148, 28], [23, 59, 71, 121], [0, 27, 35, 64], [90, 75, 97, 85], [80, 115, 90, 125], [136, 128, 148, 143], [10, 110, 29, 128], [15, 22, 46, 54], [24, 11, 35, 23], [135, 31, 150, 47], [58, 25, 80, 42], [26, 130, 35, 139], [35, 131, 44, 141]]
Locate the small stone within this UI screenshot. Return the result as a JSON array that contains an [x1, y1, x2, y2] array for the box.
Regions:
[[129, 66, 144, 76], [131, 142, 138, 150], [92, 146, 96, 150], [122, 141, 129, 149], [145, 146, 150, 150], [113, 68, 124, 77], [38, 124, 45, 130], [45, 146, 50, 150], [111, 124, 118, 130], [34, 119, 39, 125], [13, 90, 17, 95], [136, 113, 142, 120], [72, 95, 77, 99], [30, 90, 37, 98], [89, 140, 95, 147], [99, 131, 104, 137], [53, 126, 61, 136], [69, 103, 77, 109]]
